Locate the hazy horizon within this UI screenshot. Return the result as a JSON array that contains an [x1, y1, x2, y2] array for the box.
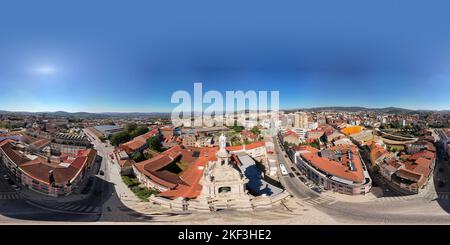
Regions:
[[1, 0, 450, 112], [1, 105, 449, 114]]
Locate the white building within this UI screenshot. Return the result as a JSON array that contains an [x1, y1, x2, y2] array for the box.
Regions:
[[294, 112, 308, 129], [291, 127, 307, 141], [308, 122, 319, 130]]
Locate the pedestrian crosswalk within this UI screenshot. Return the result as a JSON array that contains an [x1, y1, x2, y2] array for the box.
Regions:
[[376, 195, 417, 202], [0, 193, 20, 200], [51, 202, 102, 213], [376, 192, 450, 202], [423, 192, 450, 200], [301, 197, 334, 206]]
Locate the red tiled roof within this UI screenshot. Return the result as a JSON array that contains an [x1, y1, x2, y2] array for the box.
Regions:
[[120, 128, 159, 153], [134, 144, 221, 199], [121, 139, 146, 152], [0, 142, 31, 166], [284, 130, 298, 138], [0, 141, 97, 186], [301, 145, 365, 183], [386, 159, 403, 169], [395, 168, 422, 183], [225, 145, 243, 152], [20, 158, 79, 185], [409, 150, 435, 161], [293, 145, 319, 154], [225, 141, 265, 152], [159, 147, 218, 199], [138, 128, 159, 140], [246, 141, 265, 150], [134, 145, 206, 190], [414, 157, 432, 168], [70, 156, 88, 170]]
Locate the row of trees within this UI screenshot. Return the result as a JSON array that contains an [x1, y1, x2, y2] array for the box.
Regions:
[[110, 123, 149, 146]]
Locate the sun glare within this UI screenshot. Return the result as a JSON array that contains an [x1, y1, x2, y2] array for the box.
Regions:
[[34, 65, 57, 75]]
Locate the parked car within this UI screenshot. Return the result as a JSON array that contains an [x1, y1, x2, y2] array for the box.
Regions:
[[312, 186, 322, 193], [3, 174, 9, 180], [99, 170, 105, 176], [11, 185, 21, 191]]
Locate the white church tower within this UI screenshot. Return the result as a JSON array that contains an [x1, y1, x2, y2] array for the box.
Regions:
[[192, 133, 253, 211]]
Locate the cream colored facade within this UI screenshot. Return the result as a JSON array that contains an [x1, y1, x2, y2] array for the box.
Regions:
[[294, 112, 308, 129]]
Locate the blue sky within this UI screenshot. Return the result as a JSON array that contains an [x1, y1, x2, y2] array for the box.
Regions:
[[0, 0, 450, 112]]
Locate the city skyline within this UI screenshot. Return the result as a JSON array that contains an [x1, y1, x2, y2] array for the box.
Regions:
[[1, 0, 450, 112], [2, 0, 450, 229]]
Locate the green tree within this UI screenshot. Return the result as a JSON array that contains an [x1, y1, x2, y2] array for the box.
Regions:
[[309, 140, 320, 149], [143, 152, 152, 160], [130, 126, 149, 138], [250, 126, 261, 136], [131, 151, 146, 162], [125, 123, 137, 133], [230, 126, 244, 133], [110, 131, 132, 146], [147, 135, 162, 152]]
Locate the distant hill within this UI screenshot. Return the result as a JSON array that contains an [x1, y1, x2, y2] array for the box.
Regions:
[[0, 107, 448, 118], [285, 106, 449, 114], [0, 110, 171, 118]]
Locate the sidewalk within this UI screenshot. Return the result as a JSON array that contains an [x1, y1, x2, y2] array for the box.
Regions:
[[104, 155, 173, 215], [321, 190, 378, 203], [87, 132, 170, 215]]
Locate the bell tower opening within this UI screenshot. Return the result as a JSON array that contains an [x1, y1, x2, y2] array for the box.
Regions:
[[218, 186, 231, 193]]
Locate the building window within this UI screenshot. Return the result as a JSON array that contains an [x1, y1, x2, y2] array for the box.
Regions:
[[218, 186, 231, 193]]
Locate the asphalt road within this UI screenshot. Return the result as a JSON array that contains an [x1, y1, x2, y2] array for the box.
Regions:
[[272, 136, 320, 200], [273, 133, 450, 224]]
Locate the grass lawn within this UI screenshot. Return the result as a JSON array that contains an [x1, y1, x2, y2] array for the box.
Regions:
[[121, 176, 159, 202], [176, 161, 189, 172]]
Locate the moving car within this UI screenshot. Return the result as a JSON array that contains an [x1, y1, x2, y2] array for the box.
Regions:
[[279, 164, 288, 176]]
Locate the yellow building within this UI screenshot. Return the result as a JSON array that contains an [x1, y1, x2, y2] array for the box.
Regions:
[[341, 125, 363, 135]]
